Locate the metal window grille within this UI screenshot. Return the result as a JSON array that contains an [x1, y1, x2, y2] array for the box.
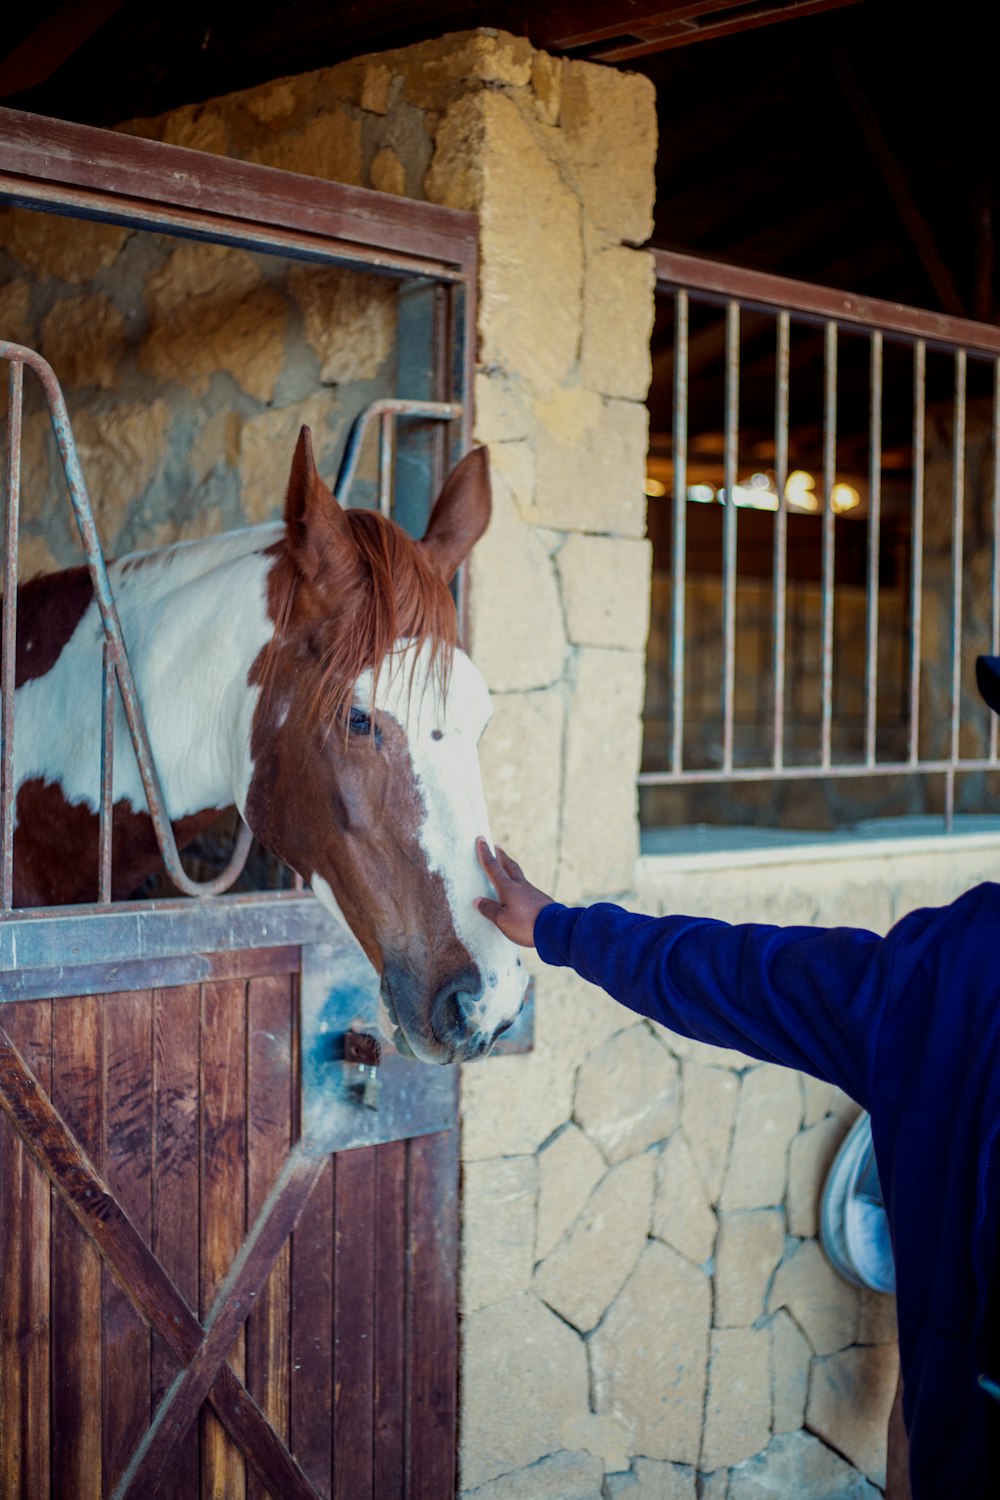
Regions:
[[641, 250, 1000, 830]]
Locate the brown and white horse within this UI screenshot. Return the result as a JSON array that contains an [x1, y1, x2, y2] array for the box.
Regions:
[[7, 429, 526, 1062]]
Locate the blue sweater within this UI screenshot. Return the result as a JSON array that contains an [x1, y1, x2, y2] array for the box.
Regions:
[[536, 883, 1000, 1496]]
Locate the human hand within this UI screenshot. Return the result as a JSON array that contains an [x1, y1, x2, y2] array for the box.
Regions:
[[474, 838, 553, 948]]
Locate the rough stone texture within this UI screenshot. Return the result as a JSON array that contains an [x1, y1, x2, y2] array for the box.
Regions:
[[560, 1412, 631, 1475], [535, 1124, 606, 1262], [802, 1075, 856, 1127], [787, 1114, 849, 1238], [681, 1061, 740, 1202], [0, 277, 32, 347], [701, 1327, 772, 1470], [858, 1286, 898, 1345], [478, 689, 564, 892], [238, 391, 340, 524], [370, 145, 406, 195], [727, 1432, 882, 1499], [289, 263, 396, 384], [460, 1294, 590, 1490], [558, 61, 657, 244], [605, 1459, 697, 1498], [770, 1309, 812, 1435], [533, 1153, 654, 1333], [0, 206, 128, 282], [558, 647, 645, 900], [248, 105, 365, 184], [807, 1344, 898, 1486], [556, 534, 652, 650], [531, 393, 648, 536], [462, 1155, 537, 1315], [768, 1240, 859, 1356], [71, 401, 172, 545], [721, 1065, 802, 1210], [714, 1210, 784, 1327], [591, 1242, 711, 1465], [580, 246, 655, 401], [463, 1449, 604, 1500], [574, 1023, 679, 1163], [698, 1473, 730, 1500], [39, 292, 126, 392], [141, 241, 288, 401], [652, 1132, 717, 1268]]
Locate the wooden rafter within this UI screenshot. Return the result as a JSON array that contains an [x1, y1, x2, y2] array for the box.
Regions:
[[533, 0, 868, 58], [0, 0, 131, 98]]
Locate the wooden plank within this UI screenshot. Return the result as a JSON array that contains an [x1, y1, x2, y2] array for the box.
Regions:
[[0, 1001, 51, 1500], [151, 982, 201, 1500], [373, 1141, 407, 1500], [1, 940, 303, 1002], [290, 1157, 334, 1494], [247, 973, 295, 1500], [102, 989, 153, 1491], [0, 1019, 321, 1494], [200, 977, 248, 1499], [406, 1127, 460, 1496], [333, 1147, 377, 1500], [50, 994, 103, 1500]]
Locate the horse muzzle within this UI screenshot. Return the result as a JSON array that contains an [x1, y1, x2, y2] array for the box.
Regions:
[[382, 964, 524, 1064]]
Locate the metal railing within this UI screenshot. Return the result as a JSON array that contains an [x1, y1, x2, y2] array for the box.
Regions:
[[642, 250, 1000, 827], [0, 339, 461, 910]]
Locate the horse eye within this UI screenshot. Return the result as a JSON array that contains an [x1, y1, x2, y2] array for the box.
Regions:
[[348, 708, 372, 735]]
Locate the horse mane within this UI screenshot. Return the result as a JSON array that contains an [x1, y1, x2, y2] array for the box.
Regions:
[[266, 507, 458, 730]]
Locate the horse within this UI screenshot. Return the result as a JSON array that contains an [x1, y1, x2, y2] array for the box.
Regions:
[[4, 428, 526, 1062]]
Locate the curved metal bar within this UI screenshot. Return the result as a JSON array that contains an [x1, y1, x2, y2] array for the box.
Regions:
[[334, 397, 462, 503], [1, 339, 253, 899]]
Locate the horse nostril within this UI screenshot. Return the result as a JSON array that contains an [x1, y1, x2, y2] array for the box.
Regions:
[[431, 974, 482, 1045]]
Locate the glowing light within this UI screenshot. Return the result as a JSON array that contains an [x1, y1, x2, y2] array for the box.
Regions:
[[785, 470, 819, 511], [831, 483, 861, 513], [686, 483, 716, 503], [644, 476, 667, 497]]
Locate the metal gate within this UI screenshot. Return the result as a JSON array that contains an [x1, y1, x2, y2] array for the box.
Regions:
[[0, 105, 494, 1499]]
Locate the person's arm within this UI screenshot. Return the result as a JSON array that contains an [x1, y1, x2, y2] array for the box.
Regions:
[[475, 839, 888, 1106]]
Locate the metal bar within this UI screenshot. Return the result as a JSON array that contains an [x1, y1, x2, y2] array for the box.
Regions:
[[99, 639, 116, 905], [378, 410, 395, 517], [948, 350, 967, 829], [821, 321, 838, 768], [653, 248, 1000, 358], [638, 757, 1000, 786], [334, 398, 462, 506], [865, 330, 883, 766], [722, 300, 740, 774], [772, 311, 790, 770], [671, 289, 689, 775], [908, 341, 926, 764], [1, 358, 23, 911], [992, 355, 1000, 762]]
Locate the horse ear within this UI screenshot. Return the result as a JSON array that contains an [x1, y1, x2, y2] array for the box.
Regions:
[[420, 446, 492, 583], [284, 426, 356, 589]]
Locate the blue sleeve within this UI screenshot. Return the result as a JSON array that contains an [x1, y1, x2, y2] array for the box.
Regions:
[[535, 901, 890, 1107]]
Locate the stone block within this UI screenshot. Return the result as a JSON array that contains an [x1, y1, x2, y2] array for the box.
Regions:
[[714, 1210, 784, 1328], [657, 1028, 752, 1072], [141, 242, 287, 403], [370, 145, 406, 195], [560, 1411, 631, 1475], [0, 278, 31, 347], [462, 1155, 537, 1314], [247, 105, 364, 185], [238, 392, 340, 525], [390, 29, 535, 112], [477, 689, 563, 893], [556, 534, 652, 651], [0, 206, 127, 283], [701, 1326, 771, 1470], [605, 1459, 697, 1498], [652, 1132, 717, 1268], [532, 394, 648, 536], [814, 877, 893, 935], [289, 263, 396, 385], [558, 61, 656, 245], [802, 1074, 856, 1127], [727, 1431, 881, 1499], [461, 1026, 577, 1162], [581, 247, 655, 401], [858, 1286, 898, 1345], [531, 50, 562, 125], [460, 1293, 590, 1490], [787, 1114, 850, 1238], [769, 1308, 811, 1434], [681, 1061, 740, 1202], [558, 647, 645, 901], [591, 1242, 711, 1465], [534, 1153, 654, 1333], [539, 968, 640, 1075], [575, 1023, 679, 1163], [40, 292, 125, 392], [807, 1344, 898, 1486], [721, 1064, 802, 1210], [768, 1239, 858, 1356], [697, 1474, 729, 1500], [462, 1448, 604, 1500], [472, 370, 532, 444], [536, 1123, 606, 1262], [72, 400, 171, 547]]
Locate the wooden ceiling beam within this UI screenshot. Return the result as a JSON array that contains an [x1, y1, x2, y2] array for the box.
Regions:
[[0, 0, 130, 98], [583, 0, 866, 58]]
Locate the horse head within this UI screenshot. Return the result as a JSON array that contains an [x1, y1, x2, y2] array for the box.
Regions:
[[245, 428, 526, 1063]]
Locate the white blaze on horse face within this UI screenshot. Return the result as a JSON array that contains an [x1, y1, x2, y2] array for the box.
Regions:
[[355, 641, 527, 1044]]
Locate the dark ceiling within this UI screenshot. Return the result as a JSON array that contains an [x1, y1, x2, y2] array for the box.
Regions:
[[1, 0, 995, 474]]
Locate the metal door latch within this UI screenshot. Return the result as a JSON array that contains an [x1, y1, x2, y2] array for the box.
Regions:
[[344, 1029, 383, 1110]]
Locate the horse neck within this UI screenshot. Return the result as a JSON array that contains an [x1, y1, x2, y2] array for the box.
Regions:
[[109, 525, 282, 820]]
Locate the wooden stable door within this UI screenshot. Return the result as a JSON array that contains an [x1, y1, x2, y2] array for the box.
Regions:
[[0, 948, 458, 1499]]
